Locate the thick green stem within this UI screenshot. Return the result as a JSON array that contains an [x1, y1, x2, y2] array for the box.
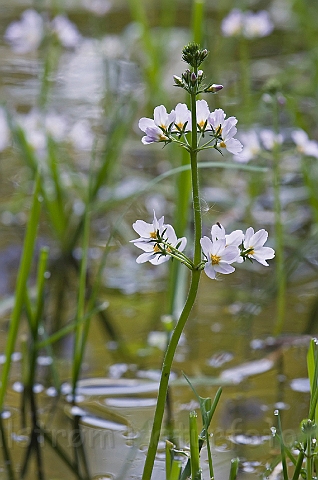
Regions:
[[141, 270, 201, 480], [142, 76, 203, 480]]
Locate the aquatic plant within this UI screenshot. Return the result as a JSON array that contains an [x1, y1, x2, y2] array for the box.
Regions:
[[132, 43, 275, 480]]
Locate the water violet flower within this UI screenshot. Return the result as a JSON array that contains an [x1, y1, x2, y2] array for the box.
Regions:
[[241, 227, 275, 266], [139, 105, 175, 145], [243, 11, 274, 39], [233, 130, 261, 163], [51, 15, 82, 48], [291, 129, 318, 159], [131, 212, 187, 265], [4, 9, 44, 53], [221, 9, 245, 37], [200, 235, 240, 280]]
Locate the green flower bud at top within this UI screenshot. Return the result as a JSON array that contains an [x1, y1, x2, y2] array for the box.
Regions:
[[205, 83, 224, 93], [182, 42, 209, 69]]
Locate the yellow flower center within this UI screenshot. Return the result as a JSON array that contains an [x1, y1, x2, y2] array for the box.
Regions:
[[150, 231, 157, 239], [219, 141, 226, 148], [211, 254, 221, 265], [248, 248, 255, 255], [198, 120, 205, 129], [153, 244, 161, 253]]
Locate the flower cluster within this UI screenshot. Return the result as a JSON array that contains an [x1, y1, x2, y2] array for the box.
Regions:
[[131, 212, 188, 266], [139, 102, 243, 155], [131, 214, 275, 280], [200, 222, 275, 279], [4, 9, 81, 53], [233, 129, 283, 163], [221, 9, 274, 39]]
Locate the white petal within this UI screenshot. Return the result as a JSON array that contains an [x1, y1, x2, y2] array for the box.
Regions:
[[214, 263, 236, 275], [211, 223, 225, 241], [133, 220, 153, 237], [204, 263, 217, 279], [139, 117, 155, 132], [251, 229, 268, 249], [200, 236, 213, 257]]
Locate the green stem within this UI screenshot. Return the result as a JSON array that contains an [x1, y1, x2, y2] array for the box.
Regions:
[[272, 98, 286, 336], [190, 89, 202, 268], [142, 70, 203, 480], [141, 270, 201, 480]]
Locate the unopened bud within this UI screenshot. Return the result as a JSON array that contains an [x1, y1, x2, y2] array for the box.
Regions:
[[173, 75, 183, 86], [182, 69, 191, 82], [197, 70, 204, 80], [191, 72, 197, 83], [205, 83, 224, 93]]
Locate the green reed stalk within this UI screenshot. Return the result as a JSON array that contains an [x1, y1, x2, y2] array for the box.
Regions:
[[189, 411, 201, 480], [0, 172, 42, 411], [272, 97, 286, 336], [141, 86, 202, 480], [192, 0, 205, 45]]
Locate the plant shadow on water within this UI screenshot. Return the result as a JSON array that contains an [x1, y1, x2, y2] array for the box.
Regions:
[[1, 1, 318, 479]]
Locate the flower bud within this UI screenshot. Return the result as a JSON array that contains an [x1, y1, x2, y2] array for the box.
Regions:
[[182, 69, 191, 83], [205, 83, 224, 93], [191, 72, 197, 83], [173, 75, 183, 87]]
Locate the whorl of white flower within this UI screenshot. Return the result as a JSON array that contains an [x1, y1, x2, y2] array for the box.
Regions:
[[259, 129, 283, 151], [82, 0, 111, 15], [0, 108, 10, 152], [139, 105, 175, 144], [216, 117, 243, 155], [291, 129, 318, 159], [221, 8, 274, 39], [221, 9, 245, 37], [68, 119, 94, 151], [243, 11, 274, 39], [131, 212, 187, 265], [4, 9, 44, 53], [196, 99, 210, 129], [200, 235, 240, 280], [208, 109, 242, 155], [51, 15, 82, 48], [233, 130, 261, 163], [242, 227, 275, 266]]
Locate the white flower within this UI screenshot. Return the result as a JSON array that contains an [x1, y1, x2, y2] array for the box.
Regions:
[[200, 236, 240, 280], [139, 105, 175, 144], [211, 223, 244, 247], [0, 108, 10, 152], [221, 9, 274, 39], [216, 117, 243, 155], [4, 9, 44, 53], [208, 109, 242, 155], [242, 227, 275, 266], [173, 103, 191, 132], [233, 130, 261, 163], [243, 11, 274, 39], [196, 100, 210, 130], [208, 108, 227, 132], [291, 129, 318, 159], [131, 212, 186, 265], [260, 129, 283, 150], [221, 9, 244, 37], [51, 15, 82, 48]]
